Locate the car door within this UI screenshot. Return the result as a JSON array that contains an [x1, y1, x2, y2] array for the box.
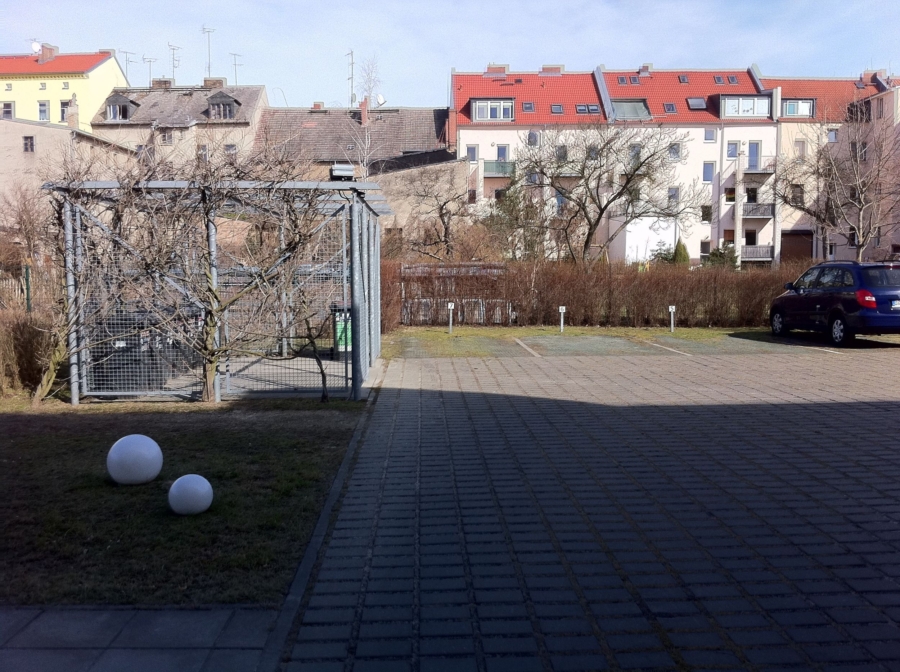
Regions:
[[809, 266, 841, 329], [784, 267, 822, 328]]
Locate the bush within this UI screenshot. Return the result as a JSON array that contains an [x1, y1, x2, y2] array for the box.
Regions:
[[673, 240, 690, 266], [0, 310, 55, 394]]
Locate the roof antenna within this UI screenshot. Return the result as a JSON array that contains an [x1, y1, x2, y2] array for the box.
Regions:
[[29, 39, 41, 54], [120, 50, 136, 81], [347, 50, 355, 108], [229, 53, 242, 85], [167, 43, 181, 80], [201, 26, 215, 78], [142, 55, 157, 85]]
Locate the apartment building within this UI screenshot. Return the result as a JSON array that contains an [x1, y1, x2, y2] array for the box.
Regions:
[[0, 44, 127, 132]]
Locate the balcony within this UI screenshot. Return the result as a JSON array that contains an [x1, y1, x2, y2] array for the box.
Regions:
[[484, 160, 515, 178], [743, 202, 775, 218], [742, 245, 774, 260], [741, 155, 777, 175]]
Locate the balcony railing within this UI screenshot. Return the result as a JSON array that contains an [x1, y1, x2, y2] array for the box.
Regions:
[[742, 245, 774, 260], [483, 160, 515, 178], [741, 155, 777, 174], [743, 202, 775, 217]]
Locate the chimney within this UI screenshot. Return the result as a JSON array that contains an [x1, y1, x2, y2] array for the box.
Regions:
[[203, 77, 227, 89], [360, 96, 369, 127], [485, 64, 508, 74], [312, 101, 324, 110], [151, 78, 174, 90], [37, 43, 59, 65], [639, 63, 652, 77], [540, 64, 564, 76], [66, 93, 79, 129]]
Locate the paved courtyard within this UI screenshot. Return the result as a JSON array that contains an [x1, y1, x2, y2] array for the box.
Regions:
[[4, 335, 900, 671], [287, 342, 900, 671]]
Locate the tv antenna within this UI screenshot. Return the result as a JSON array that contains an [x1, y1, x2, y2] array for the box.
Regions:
[[120, 50, 137, 81], [346, 49, 355, 107], [229, 53, 242, 85], [201, 26, 215, 78], [167, 43, 181, 79], [142, 55, 157, 84]]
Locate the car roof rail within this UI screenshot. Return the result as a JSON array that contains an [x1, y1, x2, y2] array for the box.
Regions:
[[818, 260, 860, 265]]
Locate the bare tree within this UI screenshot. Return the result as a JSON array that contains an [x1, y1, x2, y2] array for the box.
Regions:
[[395, 161, 470, 260], [515, 123, 706, 263], [357, 56, 382, 107], [773, 104, 900, 261]]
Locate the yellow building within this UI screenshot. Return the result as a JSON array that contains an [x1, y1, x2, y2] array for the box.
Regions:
[[0, 43, 128, 132]]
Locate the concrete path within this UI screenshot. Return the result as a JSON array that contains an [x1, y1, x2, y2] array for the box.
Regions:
[[285, 349, 900, 671]]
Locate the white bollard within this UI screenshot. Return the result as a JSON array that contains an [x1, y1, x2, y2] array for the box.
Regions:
[[669, 305, 676, 333], [559, 305, 566, 333], [448, 302, 455, 334]]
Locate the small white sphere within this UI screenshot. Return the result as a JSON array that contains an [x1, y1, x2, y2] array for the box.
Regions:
[[168, 474, 214, 515], [107, 435, 163, 485]]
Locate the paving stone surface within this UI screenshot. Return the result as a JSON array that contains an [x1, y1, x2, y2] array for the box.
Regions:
[[289, 348, 900, 671]]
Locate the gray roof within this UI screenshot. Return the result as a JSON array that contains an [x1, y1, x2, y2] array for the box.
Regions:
[[91, 86, 265, 128], [253, 107, 449, 163]]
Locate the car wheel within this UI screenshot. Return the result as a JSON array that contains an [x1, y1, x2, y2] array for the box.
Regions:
[[771, 310, 789, 337], [828, 315, 855, 347]]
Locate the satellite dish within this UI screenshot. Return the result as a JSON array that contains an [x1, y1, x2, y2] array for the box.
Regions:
[[31, 42, 41, 54], [376, 93, 386, 107]]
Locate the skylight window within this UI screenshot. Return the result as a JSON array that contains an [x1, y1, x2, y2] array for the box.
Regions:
[[678, 74, 689, 84], [686, 97, 707, 110], [551, 104, 563, 114], [629, 76, 640, 85], [575, 104, 588, 114], [617, 76, 627, 85], [664, 102, 677, 114], [714, 75, 724, 85], [611, 100, 651, 120], [587, 104, 600, 114], [728, 75, 739, 85], [522, 101, 535, 112]]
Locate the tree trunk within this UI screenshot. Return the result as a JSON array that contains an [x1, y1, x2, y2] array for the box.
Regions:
[[32, 335, 67, 407]]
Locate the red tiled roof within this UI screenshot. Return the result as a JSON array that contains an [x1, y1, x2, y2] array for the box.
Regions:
[[0, 52, 111, 76], [453, 71, 605, 127], [603, 69, 766, 124], [760, 75, 881, 122]]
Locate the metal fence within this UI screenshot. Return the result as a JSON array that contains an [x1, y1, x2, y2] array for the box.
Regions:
[[49, 181, 383, 403]]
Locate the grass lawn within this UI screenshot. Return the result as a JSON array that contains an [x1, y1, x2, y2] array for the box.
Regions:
[[0, 396, 361, 606]]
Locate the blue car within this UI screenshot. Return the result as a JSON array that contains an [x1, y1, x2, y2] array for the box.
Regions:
[[770, 261, 900, 346]]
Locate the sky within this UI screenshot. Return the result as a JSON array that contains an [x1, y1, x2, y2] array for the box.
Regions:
[[1, 0, 898, 108]]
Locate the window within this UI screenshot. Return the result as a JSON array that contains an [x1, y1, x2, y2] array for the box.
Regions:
[[466, 145, 478, 162], [783, 100, 813, 117], [526, 172, 540, 185], [877, 97, 885, 119], [617, 76, 627, 85], [728, 75, 739, 85], [587, 105, 600, 114], [686, 97, 706, 110], [795, 268, 820, 289], [745, 187, 758, 204], [827, 129, 838, 143], [726, 142, 738, 158], [586, 144, 599, 161], [23, 136, 34, 152], [210, 102, 235, 119], [700, 240, 711, 256], [197, 144, 208, 162], [664, 102, 676, 114], [550, 104, 563, 114], [851, 141, 868, 162], [628, 143, 641, 167], [62, 82, 69, 90], [555, 145, 568, 161], [494, 188, 507, 201], [107, 104, 129, 120], [38, 101, 49, 121], [1, 102, 12, 119], [723, 97, 770, 117], [745, 230, 757, 245], [160, 129, 173, 145], [790, 184, 804, 207], [60, 100, 68, 122], [4, 83, 11, 91], [555, 190, 566, 214], [522, 101, 535, 113], [679, 74, 689, 84], [827, 242, 836, 259], [668, 187, 680, 203], [136, 144, 155, 163], [704, 128, 716, 142], [703, 162, 715, 182], [668, 143, 681, 160], [467, 189, 477, 204], [527, 130, 540, 147], [474, 100, 514, 121], [714, 75, 724, 85], [39, 82, 46, 90], [612, 100, 651, 119], [629, 75, 640, 85], [725, 188, 735, 203], [794, 140, 806, 158], [497, 145, 508, 161], [575, 104, 588, 114], [701, 205, 712, 222], [225, 144, 237, 158]]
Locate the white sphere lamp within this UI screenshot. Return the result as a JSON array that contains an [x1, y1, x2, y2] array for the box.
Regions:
[[168, 474, 214, 515], [107, 435, 163, 485]]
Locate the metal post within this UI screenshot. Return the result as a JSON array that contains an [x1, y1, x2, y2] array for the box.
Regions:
[[206, 201, 221, 403], [367, 207, 376, 366], [374, 217, 381, 358], [63, 200, 80, 406], [24, 264, 31, 313], [360, 202, 370, 372], [342, 206, 349, 391], [75, 208, 88, 397], [350, 197, 364, 401]]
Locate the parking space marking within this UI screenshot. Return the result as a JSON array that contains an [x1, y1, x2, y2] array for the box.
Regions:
[[647, 341, 693, 357], [514, 338, 542, 357]]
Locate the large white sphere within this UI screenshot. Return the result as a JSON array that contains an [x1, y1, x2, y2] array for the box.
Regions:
[[107, 435, 163, 485], [168, 474, 214, 515]]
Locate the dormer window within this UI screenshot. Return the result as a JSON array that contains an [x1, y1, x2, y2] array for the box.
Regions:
[[473, 100, 513, 121], [783, 100, 813, 117], [105, 93, 137, 121], [207, 91, 240, 120]]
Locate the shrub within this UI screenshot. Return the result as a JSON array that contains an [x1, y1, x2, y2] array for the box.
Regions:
[[673, 239, 690, 266], [0, 310, 55, 395]]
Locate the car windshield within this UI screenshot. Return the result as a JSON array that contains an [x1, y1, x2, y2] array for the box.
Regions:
[[862, 267, 900, 287]]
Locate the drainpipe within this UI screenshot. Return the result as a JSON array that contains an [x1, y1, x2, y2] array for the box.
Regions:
[[772, 87, 782, 266], [735, 149, 744, 268]]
